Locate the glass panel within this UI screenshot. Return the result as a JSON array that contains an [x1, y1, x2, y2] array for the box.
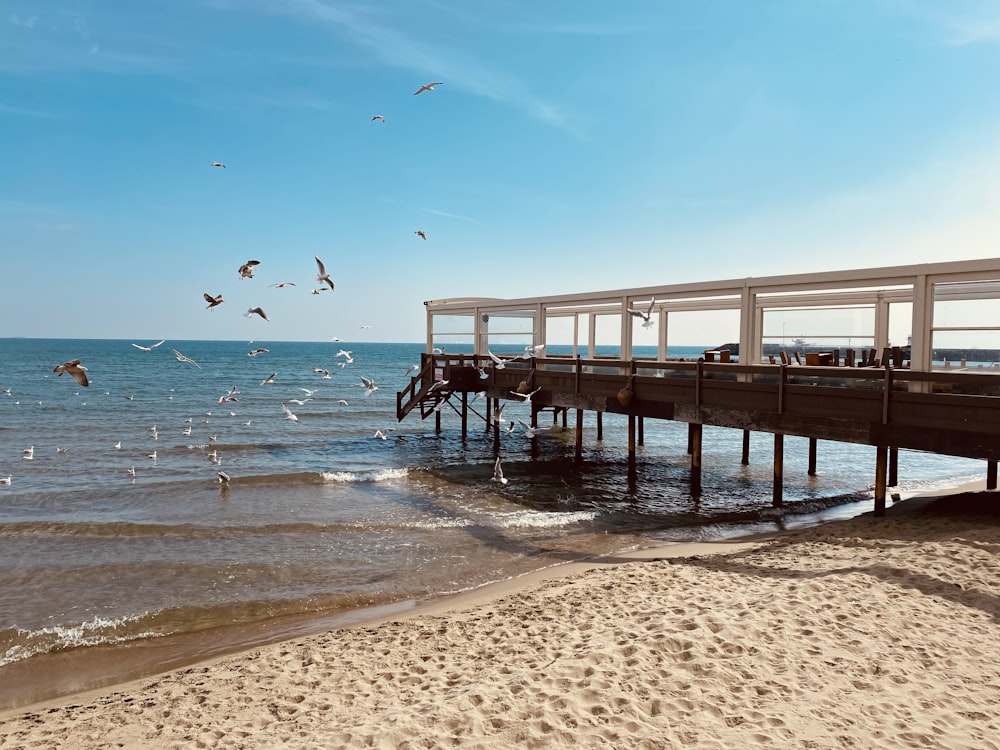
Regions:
[[931, 330, 1000, 367], [593, 314, 621, 357], [933, 298, 1000, 329], [761, 306, 874, 347], [662, 309, 740, 357], [431, 314, 474, 335], [888, 302, 912, 350]]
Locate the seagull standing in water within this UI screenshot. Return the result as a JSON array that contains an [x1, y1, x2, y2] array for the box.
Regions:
[[491, 457, 508, 486], [314, 255, 335, 291], [217, 471, 231, 486], [53, 359, 90, 387], [627, 299, 656, 329], [413, 82, 443, 95], [23, 446, 34, 460], [131, 340, 166, 352]]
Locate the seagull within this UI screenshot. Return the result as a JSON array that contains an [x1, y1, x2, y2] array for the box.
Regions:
[[23, 446, 34, 460], [314, 255, 335, 291], [245, 306, 269, 321], [415, 230, 427, 240], [361, 376, 378, 396], [518, 419, 545, 438], [146, 451, 157, 460], [413, 81, 443, 95], [491, 403, 506, 425], [337, 399, 348, 406], [182, 426, 192, 436], [204, 293, 224, 309], [312, 368, 331, 379], [282, 402, 300, 423], [520, 344, 545, 359], [238, 260, 260, 280], [509, 387, 542, 404], [627, 299, 656, 329], [476, 366, 489, 379], [131, 340, 166, 352], [371, 114, 385, 123], [301, 388, 317, 396], [206, 449, 219, 463], [170, 349, 200, 367], [429, 379, 449, 393], [336, 350, 354, 363], [0, 475, 10, 485], [403, 364, 420, 377], [114, 441, 122, 449], [287, 398, 311, 405], [126, 467, 136, 478], [374, 429, 388, 440], [211, 161, 227, 168], [217, 471, 231, 486], [490, 457, 508, 486], [261, 373, 277, 385], [217, 395, 239, 404], [310, 288, 328, 295], [487, 351, 511, 370], [53, 359, 90, 387], [269, 282, 296, 288], [248, 348, 269, 357]]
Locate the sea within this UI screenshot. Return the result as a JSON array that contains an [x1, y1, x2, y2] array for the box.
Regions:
[[0, 338, 986, 710]]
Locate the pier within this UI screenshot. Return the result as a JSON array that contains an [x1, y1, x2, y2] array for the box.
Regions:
[[396, 258, 1000, 516]]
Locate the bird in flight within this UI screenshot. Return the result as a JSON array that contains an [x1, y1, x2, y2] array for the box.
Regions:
[[261, 373, 277, 385], [282, 402, 300, 423], [211, 161, 227, 168], [509, 387, 542, 404], [627, 299, 656, 329], [371, 114, 385, 123], [518, 420, 545, 439], [361, 376, 378, 396], [491, 457, 508, 486], [413, 82, 443, 95], [245, 307, 269, 321], [170, 349, 200, 367], [270, 282, 296, 288], [204, 293, 224, 310], [238, 260, 260, 280], [53, 359, 90, 387], [414, 230, 427, 240], [488, 351, 512, 370], [131, 340, 166, 352], [248, 348, 269, 357], [314, 255, 335, 291], [520, 344, 545, 359]]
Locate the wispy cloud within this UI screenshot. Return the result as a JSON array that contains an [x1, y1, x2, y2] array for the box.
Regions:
[[422, 207, 489, 227], [8, 13, 38, 29], [225, 0, 579, 135], [883, 0, 1000, 46]]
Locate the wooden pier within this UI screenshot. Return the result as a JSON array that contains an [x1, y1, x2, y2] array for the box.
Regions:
[[396, 258, 1000, 516]]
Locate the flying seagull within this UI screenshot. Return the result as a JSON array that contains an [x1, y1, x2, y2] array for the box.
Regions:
[[626, 299, 656, 329], [211, 161, 227, 168], [491, 457, 508, 486], [509, 386, 542, 404], [415, 230, 427, 240], [413, 82, 443, 95], [248, 348, 269, 357], [371, 114, 385, 123], [131, 340, 166, 352], [518, 420, 545, 439], [282, 402, 300, 423], [238, 260, 260, 280], [519, 344, 545, 359], [170, 349, 200, 367], [361, 376, 378, 396], [269, 282, 296, 288], [261, 373, 277, 385], [487, 351, 512, 370], [204, 293, 224, 309], [245, 307, 269, 321], [53, 359, 90, 387], [314, 255, 335, 291]]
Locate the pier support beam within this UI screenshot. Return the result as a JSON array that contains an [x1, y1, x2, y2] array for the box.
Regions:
[[460, 392, 467, 441], [627, 415, 637, 483], [772, 434, 784, 507], [690, 422, 702, 496], [874, 445, 888, 517], [575, 409, 583, 462], [637, 417, 644, 446], [741, 430, 750, 466], [807, 438, 817, 476], [988, 460, 998, 491], [889, 447, 899, 488], [596, 412, 603, 441]]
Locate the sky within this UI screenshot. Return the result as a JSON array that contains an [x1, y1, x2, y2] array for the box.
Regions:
[[2, 0, 1000, 344]]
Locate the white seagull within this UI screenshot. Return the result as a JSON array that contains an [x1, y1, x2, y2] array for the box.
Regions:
[[314, 255, 335, 291], [248, 348, 269, 357], [627, 299, 656, 329], [211, 161, 227, 168], [131, 340, 166, 352], [170, 349, 200, 367], [487, 351, 511, 370], [261, 373, 277, 385], [491, 457, 508, 486], [0, 476, 10, 485], [218, 471, 231, 486], [127, 467, 136, 478], [361, 376, 378, 396], [520, 344, 545, 359], [282, 402, 300, 423], [23, 446, 34, 460], [269, 282, 296, 288], [413, 81, 443, 95], [509, 387, 542, 404], [518, 419, 545, 439], [371, 114, 385, 123], [245, 306, 269, 321], [238, 260, 260, 280]]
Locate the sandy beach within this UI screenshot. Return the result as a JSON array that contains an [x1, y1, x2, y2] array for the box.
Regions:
[[1, 485, 998, 749]]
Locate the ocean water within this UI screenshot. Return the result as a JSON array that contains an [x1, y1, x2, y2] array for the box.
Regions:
[[0, 338, 986, 708]]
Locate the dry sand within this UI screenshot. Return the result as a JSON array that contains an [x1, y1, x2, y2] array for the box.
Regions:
[[2, 486, 998, 749]]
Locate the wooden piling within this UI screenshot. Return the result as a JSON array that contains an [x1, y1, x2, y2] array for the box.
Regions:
[[889, 446, 898, 487], [874, 444, 888, 517], [988, 460, 998, 490], [741, 429, 750, 465], [772, 433, 784, 507], [627, 414, 637, 483], [690, 422, 703, 495], [808, 437, 817, 476], [596, 412, 603, 441], [460, 391, 468, 441], [575, 408, 583, 462], [637, 416, 644, 446]]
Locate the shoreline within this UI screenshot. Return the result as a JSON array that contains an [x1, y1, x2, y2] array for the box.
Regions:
[[2, 480, 997, 747]]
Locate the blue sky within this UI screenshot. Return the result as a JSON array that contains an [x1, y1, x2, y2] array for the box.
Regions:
[[2, 0, 999, 344]]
